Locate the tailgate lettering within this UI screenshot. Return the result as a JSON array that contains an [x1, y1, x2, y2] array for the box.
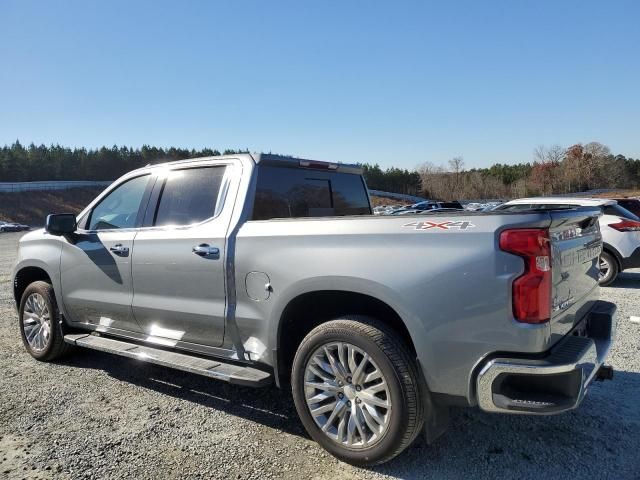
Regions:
[[559, 245, 602, 268]]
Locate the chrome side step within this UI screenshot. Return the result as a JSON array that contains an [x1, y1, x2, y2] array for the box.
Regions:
[[64, 333, 272, 387]]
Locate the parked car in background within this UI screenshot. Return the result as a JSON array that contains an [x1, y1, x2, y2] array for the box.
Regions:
[[412, 200, 464, 211], [495, 197, 640, 286], [373, 204, 406, 215], [390, 200, 464, 214], [612, 198, 640, 217], [417, 208, 466, 214], [0, 220, 30, 232]]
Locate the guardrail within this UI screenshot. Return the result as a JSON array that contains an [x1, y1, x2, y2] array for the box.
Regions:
[[0, 181, 112, 193]]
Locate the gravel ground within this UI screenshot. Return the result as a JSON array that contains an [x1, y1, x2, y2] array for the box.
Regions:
[[1, 231, 639, 480]]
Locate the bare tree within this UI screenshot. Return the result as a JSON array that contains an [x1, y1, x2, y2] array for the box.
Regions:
[[448, 156, 465, 197], [417, 161, 446, 199], [531, 145, 565, 194], [533, 145, 565, 165], [583, 142, 612, 189], [448, 156, 465, 174], [564, 142, 612, 191]]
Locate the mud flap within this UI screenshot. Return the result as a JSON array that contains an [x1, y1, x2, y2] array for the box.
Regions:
[[423, 398, 450, 445], [417, 360, 450, 445]]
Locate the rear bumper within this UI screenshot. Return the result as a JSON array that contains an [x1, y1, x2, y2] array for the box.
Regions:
[[476, 300, 616, 414], [621, 247, 640, 270]]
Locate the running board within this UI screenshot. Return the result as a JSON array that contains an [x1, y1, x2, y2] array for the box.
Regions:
[[64, 333, 272, 387]]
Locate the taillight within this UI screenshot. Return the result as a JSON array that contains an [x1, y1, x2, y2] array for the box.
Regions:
[[499, 228, 552, 324], [608, 219, 640, 232]]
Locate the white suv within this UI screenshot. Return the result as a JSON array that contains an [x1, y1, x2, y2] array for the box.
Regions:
[[495, 197, 640, 286]]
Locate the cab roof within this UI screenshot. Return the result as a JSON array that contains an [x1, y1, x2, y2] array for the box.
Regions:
[[134, 153, 363, 175]]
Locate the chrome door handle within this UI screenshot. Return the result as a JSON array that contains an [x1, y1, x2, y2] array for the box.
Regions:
[[192, 244, 220, 258], [109, 244, 129, 256]]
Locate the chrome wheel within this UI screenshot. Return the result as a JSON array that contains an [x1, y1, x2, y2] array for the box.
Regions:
[[22, 293, 52, 352], [599, 257, 611, 281], [304, 342, 391, 449]]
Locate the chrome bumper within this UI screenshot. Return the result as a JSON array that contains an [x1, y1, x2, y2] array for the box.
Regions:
[[476, 301, 616, 414]]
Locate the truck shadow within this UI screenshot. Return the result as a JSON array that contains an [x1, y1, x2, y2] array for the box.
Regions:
[[61, 350, 306, 437], [61, 351, 640, 479], [609, 271, 640, 289], [373, 371, 639, 479]]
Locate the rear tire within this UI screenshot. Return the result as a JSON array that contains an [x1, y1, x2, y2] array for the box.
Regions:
[[19, 281, 72, 361], [291, 316, 425, 466], [598, 251, 619, 287]]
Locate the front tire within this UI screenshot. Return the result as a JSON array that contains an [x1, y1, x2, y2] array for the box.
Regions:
[[598, 251, 619, 287], [291, 316, 425, 466], [19, 281, 71, 361]]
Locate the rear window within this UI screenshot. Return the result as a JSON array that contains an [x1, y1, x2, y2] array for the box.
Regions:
[[494, 204, 533, 211], [252, 166, 371, 220], [603, 204, 640, 221], [530, 204, 575, 211], [495, 203, 576, 212], [615, 199, 640, 215]]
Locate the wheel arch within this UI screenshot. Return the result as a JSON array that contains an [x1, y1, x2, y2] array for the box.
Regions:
[[602, 242, 623, 270], [273, 287, 420, 387], [13, 265, 54, 307], [12, 260, 66, 322]]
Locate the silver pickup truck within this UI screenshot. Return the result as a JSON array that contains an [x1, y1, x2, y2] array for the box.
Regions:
[[12, 154, 615, 465]]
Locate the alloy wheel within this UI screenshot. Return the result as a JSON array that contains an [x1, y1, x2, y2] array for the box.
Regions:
[[599, 257, 611, 281], [22, 293, 52, 352], [303, 342, 392, 449]]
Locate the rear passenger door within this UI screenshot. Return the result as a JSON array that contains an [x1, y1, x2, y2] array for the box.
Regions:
[[131, 163, 236, 348]]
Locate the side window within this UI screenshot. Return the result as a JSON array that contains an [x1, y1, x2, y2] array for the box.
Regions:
[[154, 166, 226, 226], [88, 175, 150, 230], [252, 165, 371, 220]]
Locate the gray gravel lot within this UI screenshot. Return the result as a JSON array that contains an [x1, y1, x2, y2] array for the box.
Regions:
[[1, 231, 639, 479]]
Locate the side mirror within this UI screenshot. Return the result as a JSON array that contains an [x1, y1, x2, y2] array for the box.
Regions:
[[45, 214, 77, 236]]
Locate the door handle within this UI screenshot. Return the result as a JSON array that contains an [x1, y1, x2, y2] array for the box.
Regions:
[[192, 244, 220, 258], [109, 244, 129, 256]]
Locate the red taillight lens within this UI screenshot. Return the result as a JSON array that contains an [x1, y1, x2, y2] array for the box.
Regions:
[[608, 219, 640, 232], [499, 228, 552, 324]]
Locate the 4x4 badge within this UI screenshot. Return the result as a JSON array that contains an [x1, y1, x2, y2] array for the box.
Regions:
[[403, 220, 476, 230]]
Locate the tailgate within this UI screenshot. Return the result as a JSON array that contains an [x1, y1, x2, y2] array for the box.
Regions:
[[549, 207, 602, 339]]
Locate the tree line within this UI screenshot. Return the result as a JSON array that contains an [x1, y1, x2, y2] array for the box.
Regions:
[[417, 142, 640, 200], [0, 141, 424, 194], [0, 142, 249, 182], [1, 140, 639, 200]]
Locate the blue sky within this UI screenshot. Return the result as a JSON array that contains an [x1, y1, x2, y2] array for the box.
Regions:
[[1, 0, 638, 169]]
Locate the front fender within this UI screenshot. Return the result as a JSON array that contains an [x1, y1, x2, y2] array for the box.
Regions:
[[12, 233, 65, 317]]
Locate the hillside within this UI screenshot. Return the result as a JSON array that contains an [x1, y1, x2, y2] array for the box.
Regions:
[[0, 187, 106, 226]]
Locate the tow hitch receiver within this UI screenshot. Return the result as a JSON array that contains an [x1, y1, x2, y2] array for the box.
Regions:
[[595, 364, 614, 381]]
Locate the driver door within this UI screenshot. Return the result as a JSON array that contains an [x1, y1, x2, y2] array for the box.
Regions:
[[60, 174, 154, 333]]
